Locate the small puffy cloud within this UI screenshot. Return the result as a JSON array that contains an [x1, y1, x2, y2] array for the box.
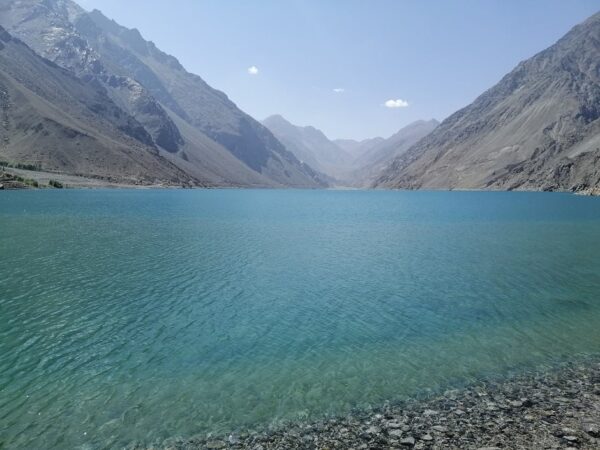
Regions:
[[333, 88, 345, 93], [247, 66, 259, 75], [384, 99, 409, 108]]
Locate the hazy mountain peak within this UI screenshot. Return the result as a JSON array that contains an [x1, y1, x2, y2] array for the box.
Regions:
[[387, 119, 439, 137], [262, 114, 352, 180], [263, 114, 293, 127], [345, 119, 439, 186]]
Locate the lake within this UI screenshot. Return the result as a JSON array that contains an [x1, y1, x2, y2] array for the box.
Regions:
[[1, 189, 600, 449]]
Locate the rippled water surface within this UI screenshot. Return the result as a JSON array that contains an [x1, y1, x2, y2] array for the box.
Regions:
[[2, 190, 600, 449]]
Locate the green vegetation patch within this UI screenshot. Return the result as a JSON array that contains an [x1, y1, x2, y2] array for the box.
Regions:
[[0, 160, 41, 171]]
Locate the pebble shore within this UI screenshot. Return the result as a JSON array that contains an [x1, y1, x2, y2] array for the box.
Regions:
[[134, 360, 600, 450]]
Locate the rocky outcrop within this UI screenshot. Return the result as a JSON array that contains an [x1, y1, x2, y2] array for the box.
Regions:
[[0, 25, 192, 185], [0, 0, 183, 153]]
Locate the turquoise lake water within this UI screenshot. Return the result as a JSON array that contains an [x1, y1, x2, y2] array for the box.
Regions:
[[1, 189, 600, 449]]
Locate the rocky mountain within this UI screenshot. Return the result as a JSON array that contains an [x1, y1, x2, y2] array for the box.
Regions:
[[375, 12, 600, 193], [262, 114, 352, 180], [0, 0, 325, 187], [0, 25, 191, 185]]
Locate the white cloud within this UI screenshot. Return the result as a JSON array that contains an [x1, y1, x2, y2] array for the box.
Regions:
[[247, 66, 259, 75], [333, 88, 345, 93], [384, 99, 409, 108]]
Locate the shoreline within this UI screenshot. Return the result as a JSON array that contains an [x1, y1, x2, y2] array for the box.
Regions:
[[130, 357, 600, 450], [1, 169, 599, 195]]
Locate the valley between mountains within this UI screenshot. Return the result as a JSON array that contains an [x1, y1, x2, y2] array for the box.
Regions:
[[0, 1, 598, 193]]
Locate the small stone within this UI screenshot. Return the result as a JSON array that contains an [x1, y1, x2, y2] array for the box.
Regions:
[[205, 440, 226, 449], [521, 398, 533, 407], [561, 427, 577, 436], [389, 429, 403, 438], [423, 409, 438, 416], [400, 436, 416, 446], [366, 426, 381, 434], [421, 433, 433, 441], [454, 409, 465, 416], [431, 425, 447, 433], [386, 421, 403, 429], [563, 435, 579, 442], [582, 421, 599, 437], [301, 434, 313, 442]]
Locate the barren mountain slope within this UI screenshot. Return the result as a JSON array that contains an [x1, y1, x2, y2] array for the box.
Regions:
[[375, 12, 600, 193], [0, 0, 325, 187], [0, 26, 191, 185]]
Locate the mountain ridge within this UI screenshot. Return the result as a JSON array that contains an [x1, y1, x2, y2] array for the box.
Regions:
[[262, 114, 352, 181], [79, 7, 324, 187], [0, 0, 326, 187], [375, 11, 600, 193], [351, 119, 439, 185], [0, 24, 192, 185], [263, 114, 439, 186]]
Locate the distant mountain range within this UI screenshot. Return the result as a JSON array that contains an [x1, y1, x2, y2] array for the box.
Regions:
[[0, 0, 325, 187], [375, 12, 600, 193], [263, 115, 438, 186], [262, 115, 353, 181], [349, 119, 439, 184]]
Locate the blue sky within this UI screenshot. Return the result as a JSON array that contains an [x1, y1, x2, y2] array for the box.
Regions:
[[78, 0, 599, 140]]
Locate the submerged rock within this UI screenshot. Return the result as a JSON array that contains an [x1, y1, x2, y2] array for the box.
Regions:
[[141, 359, 600, 450], [400, 436, 415, 446]]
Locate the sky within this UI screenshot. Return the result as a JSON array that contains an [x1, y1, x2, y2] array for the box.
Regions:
[[77, 0, 599, 140]]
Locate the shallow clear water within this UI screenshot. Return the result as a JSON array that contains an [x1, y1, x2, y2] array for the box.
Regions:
[[1, 189, 600, 449]]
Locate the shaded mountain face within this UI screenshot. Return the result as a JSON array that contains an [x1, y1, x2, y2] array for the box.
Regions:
[[375, 12, 600, 193], [0, 0, 325, 187], [0, 25, 191, 184], [262, 115, 352, 180], [0, 0, 183, 153]]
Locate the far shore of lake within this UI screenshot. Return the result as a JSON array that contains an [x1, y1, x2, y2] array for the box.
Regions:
[[1, 167, 600, 196]]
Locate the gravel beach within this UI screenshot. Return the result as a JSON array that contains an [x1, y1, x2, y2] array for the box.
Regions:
[[131, 359, 600, 450]]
